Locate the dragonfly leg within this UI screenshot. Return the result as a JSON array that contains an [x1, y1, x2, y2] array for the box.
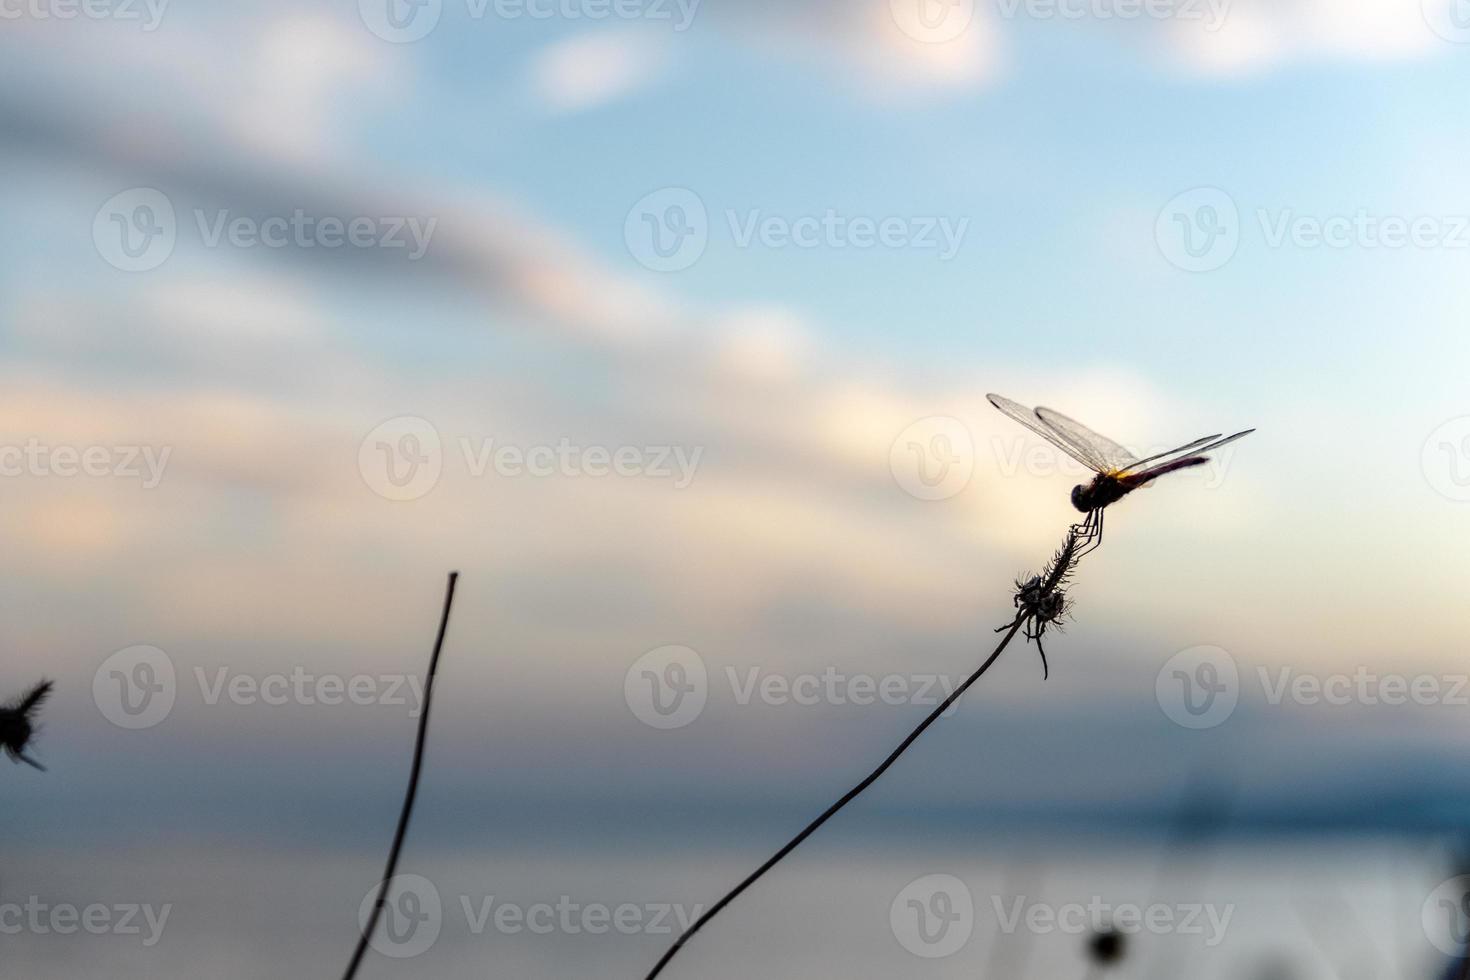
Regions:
[[1075, 508, 1105, 558]]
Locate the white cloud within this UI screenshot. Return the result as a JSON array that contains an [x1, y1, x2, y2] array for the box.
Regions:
[[1161, 0, 1442, 77], [529, 32, 671, 112], [716, 0, 1002, 94], [713, 307, 813, 381], [237, 15, 395, 162]]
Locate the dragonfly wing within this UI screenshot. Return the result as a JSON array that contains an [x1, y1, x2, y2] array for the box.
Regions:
[[1119, 434, 1221, 473], [1034, 406, 1136, 474], [1123, 429, 1254, 487], [1190, 428, 1255, 455], [987, 394, 1106, 472]]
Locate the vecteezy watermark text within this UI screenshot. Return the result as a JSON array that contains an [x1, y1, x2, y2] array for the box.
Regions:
[[625, 188, 969, 271], [1156, 645, 1470, 730], [990, 895, 1233, 945], [0, 440, 170, 488], [993, 0, 1228, 30], [93, 645, 426, 730], [195, 667, 425, 714], [358, 0, 700, 43], [1259, 666, 1470, 707], [624, 645, 965, 730], [358, 416, 704, 501], [359, 874, 704, 958], [886, 415, 1246, 504], [1157, 187, 1470, 272], [0, 897, 171, 947], [93, 188, 438, 272], [0, 0, 168, 29], [889, 874, 1232, 959], [989, 433, 1241, 488]]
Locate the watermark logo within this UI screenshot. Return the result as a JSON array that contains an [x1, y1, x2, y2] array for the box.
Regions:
[[93, 645, 177, 730], [360, 874, 443, 958], [890, 416, 974, 501], [359, 416, 444, 501], [1155, 645, 1238, 729], [889, 0, 975, 43], [94, 188, 176, 272], [1156, 187, 1239, 273], [890, 874, 974, 958], [1423, 0, 1470, 43], [625, 188, 708, 272], [1423, 416, 1470, 502], [359, 0, 442, 41], [625, 645, 707, 729], [1424, 875, 1470, 955]]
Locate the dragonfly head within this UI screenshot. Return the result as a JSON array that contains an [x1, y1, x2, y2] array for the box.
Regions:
[[1070, 482, 1091, 513]]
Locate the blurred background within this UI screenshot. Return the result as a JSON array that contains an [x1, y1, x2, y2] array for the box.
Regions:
[[5, 0, 1470, 976]]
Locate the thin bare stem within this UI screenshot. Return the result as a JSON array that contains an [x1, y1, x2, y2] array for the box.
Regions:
[[340, 570, 460, 980], [640, 615, 1028, 980]]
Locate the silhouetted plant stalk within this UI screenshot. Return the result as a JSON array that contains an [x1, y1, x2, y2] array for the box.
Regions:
[[640, 519, 1098, 979], [341, 571, 460, 980], [0, 680, 53, 771]]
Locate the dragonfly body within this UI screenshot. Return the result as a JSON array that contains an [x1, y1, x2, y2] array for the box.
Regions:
[[1071, 455, 1208, 513], [1072, 472, 1132, 513], [987, 394, 1252, 524]]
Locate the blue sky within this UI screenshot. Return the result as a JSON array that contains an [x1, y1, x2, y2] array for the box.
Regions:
[[4, 0, 1470, 857]]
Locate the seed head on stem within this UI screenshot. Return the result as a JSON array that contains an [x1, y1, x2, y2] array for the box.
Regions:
[[0, 680, 53, 772]]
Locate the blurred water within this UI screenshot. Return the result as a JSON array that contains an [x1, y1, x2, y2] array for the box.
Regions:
[[0, 836, 1457, 979]]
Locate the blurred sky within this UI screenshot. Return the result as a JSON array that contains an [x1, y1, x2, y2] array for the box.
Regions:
[[5, 0, 1470, 854]]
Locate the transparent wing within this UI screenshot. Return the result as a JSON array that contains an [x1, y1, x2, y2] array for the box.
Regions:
[[1121, 428, 1255, 488], [1033, 406, 1136, 474], [1119, 434, 1221, 473], [1191, 428, 1255, 455], [1119, 428, 1255, 476], [987, 394, 1108, 473]]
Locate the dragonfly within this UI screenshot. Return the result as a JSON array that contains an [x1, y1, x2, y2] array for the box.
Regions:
[[987, 394, 1254, 552]]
